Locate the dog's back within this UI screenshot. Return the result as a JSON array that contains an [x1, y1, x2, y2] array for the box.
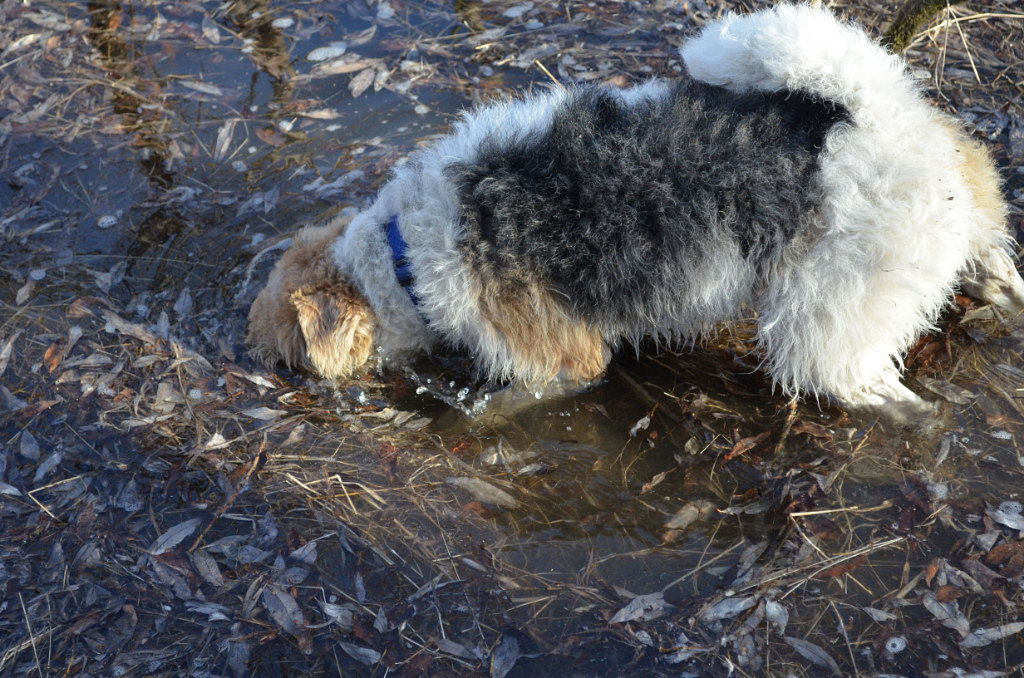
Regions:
[[447, 80, 850, 340]]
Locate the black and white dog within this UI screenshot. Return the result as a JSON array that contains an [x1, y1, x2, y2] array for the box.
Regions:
[[248, 4, 1024, 416]]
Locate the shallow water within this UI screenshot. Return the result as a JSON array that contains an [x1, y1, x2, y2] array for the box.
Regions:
[[4, 0, 1024, 674]]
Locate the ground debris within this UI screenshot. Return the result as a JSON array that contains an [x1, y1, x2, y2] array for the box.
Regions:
[[447, 476, 520, 508], [148, 518, 201, 555], [2, 0, 1024, 675], [610, 592, 672, 624]]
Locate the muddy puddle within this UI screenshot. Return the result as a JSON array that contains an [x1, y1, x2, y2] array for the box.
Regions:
[[3, 0, 1024, 675]]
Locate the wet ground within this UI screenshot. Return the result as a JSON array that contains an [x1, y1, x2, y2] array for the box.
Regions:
[[3, 0, 1024, 676]]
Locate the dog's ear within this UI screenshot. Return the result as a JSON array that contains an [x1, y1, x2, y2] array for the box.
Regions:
[[246, 218, 372, 378], [247, 279, 308, 373], [290, 282, 376, 379]]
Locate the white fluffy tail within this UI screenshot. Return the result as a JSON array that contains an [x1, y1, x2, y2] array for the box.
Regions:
[[681, 5, 912, 123]]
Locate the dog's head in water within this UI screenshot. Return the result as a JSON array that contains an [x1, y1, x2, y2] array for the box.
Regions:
[[246, 219, 377, 379]]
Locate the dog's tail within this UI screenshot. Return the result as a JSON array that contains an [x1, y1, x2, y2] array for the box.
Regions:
[[680, 5, 913, 122]]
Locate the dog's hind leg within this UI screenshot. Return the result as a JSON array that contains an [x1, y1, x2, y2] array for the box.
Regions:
[[766, 331, 935, 421], [946, 128, 1024, 316], [767, 333, 933, 421], [755, 251, 942, 421], [964, 247, 1024, 316]]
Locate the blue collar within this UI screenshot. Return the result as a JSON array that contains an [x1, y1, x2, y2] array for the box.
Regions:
[[385, 214, 421, 307]]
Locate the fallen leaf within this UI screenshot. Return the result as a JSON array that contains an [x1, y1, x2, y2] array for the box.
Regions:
[[338, 641, 381, 666], [34, 451, 62, 483], [503, 2, 534, 18], [446, 477, 518, 508], [185, 601, 230, 622], [629, 414, 651, 437], [242, 406, 286, 421], [987, 504, 1024, 531], [407, 576, 465, 602], [189, 550, 224, 587], [200, 15, 221, 43], [19, 431, 41, 461], [641, 470, 668, 494], [960, 621, 1024, 648], [816, 554, 865, 579], [43, 342, 61, 372], [665, 499, 715, 530], [764, 600, 789, 633], [700, 595, 757, 623], [150, 558, 192, 599], [180, 79, 224, 96], [16, 280, 33, 305], [435, 637, 476, 661], [149, 518, 201, 555], [102, 310, 159, 345], [921, 591, 970, 638], [318, 601, 354, 631], [213, 119, 236, 162], [306, 42, 346, 61], [726, 429, 771, 460], [295, 108, 341, 120], [917, 376, 974, 405], [261, 583, 305, 634], [348, 67, 375, 98], [783, 636, 839, 674], [255, 127, 286, 147], [0, 482, 22, 497], [0, 330, 21, 377], [610, 592, 670, 624], [791, 421, 832, 438], [310, 56, 381, 77], [490, 630, 524, 678], [3, 33, 43, 56]]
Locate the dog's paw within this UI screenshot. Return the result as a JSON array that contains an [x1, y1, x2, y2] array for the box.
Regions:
[[874, 396, 942, 430], [837, 378, 940, 427], [962, 249, 1024, 317]]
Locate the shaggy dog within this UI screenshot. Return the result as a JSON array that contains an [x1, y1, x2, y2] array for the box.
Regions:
[[247, 4, 1024, 417]]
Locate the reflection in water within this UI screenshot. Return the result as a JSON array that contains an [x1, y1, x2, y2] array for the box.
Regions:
[[87, 0, 177, 188], [227, 0, 297, 106], [455, 0, 486, 33]]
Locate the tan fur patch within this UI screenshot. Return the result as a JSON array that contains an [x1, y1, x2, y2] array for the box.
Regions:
[[247, 217, 376, 378], [478, 279, 608, 383], [937, 116, 1007, 233], [945, 120, 1006, 230], [940, 119, 1024, 313]]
